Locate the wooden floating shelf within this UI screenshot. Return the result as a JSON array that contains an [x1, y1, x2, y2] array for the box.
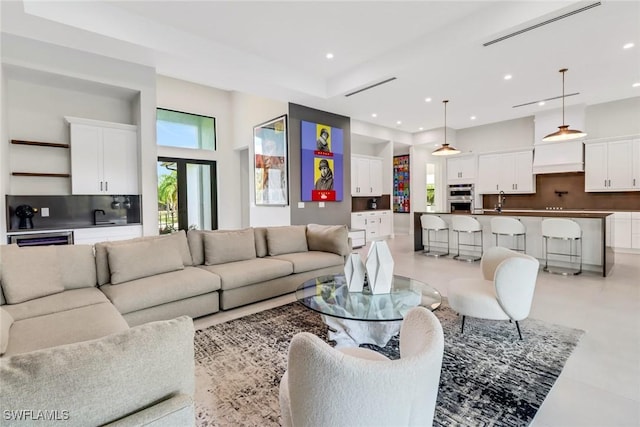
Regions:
[[11, 139, 70, 149], [11, 172, 71, 178]]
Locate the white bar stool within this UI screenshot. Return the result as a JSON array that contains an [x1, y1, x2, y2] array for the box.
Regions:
[[451, 216, 483, 262], [490, 217, 526, 253], [420, 214, 449, 257], [541, 218, 582, 275]]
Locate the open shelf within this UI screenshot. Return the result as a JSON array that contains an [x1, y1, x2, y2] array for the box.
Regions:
[[11, 172, 71, 178], [11, 139, 70, 149]]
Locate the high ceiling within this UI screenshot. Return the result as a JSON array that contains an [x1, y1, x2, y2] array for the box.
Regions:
[[2, 1, 639, 133]]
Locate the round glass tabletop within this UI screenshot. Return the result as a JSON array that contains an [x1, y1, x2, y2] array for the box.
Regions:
[[295, 274, 441, 322]]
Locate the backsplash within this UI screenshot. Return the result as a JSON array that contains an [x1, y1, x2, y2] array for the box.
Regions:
[[482, 173, 640, 211], [6, 195, 141, 231], [352, 194, 391, 212]]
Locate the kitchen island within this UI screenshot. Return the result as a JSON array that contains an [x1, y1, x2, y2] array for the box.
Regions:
[[413, 210, 614, 277]]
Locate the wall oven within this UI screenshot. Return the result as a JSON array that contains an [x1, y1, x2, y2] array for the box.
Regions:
[[448, 184, 474, 213], [8, 231, 74, 247]]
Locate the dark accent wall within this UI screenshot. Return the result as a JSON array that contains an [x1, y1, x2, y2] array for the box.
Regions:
[[481, 173, 640, 210], [288, 103, 352, 226]]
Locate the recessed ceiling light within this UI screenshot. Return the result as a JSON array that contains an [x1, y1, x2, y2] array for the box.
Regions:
[[419, 127, 424, 131], [325, 52, 334, 59], [396, 120, 402, 125], [633, 82, 640, 88], [425, 97, 432, 102], [434, 144, 439, 147], [504, 74, 513, 80], [623, 42, 635, 49], [538, 101, 546, 106], [371, 113, 377, 118], [470, 116, 477, 120]]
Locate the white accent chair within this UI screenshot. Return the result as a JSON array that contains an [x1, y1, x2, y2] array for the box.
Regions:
[[420, 214, 450, 257], [541, 218, 582, 275], [279, 307, 444, 427], [448, 247, 539, 340], [490, 216, 526, 253]]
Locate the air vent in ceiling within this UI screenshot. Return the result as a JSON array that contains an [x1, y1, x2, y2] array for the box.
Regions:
[[513, 92, 579, 108], [483, 2, 601, 47], [344, 77, 397, 97]]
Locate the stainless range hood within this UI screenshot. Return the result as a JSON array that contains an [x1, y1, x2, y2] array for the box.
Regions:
[[532, 139, 584, 174]]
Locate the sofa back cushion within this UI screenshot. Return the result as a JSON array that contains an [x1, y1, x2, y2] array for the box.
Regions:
[[0, 245, 64, 304], [266, 225, 308, 256], [96, 230, 192, 286], [1, 307, 14, 355], [253, 227, 268, 258], [59, 245, 98, 290], [107, 238, 184, 285], [187, 230, 205, 266], [204, 228, 257, 265], [306, 224, 350, 256]]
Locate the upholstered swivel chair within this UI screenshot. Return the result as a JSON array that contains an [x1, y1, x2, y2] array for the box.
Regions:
[[279, 307, 444, 427], [448, 246, 539, 340]]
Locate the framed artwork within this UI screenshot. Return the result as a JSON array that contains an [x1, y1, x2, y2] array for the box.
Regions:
[[300, 121, 343, 202], [254, 115, 288, 206], [393, 155, 410, 213]]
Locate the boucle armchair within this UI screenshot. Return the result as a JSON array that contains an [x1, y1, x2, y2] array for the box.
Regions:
[[448, 246, 540, 339], [279, 307, 444, 427]]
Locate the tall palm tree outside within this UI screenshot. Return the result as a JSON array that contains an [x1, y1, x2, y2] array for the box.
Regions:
[[158, 162, 178, 233]]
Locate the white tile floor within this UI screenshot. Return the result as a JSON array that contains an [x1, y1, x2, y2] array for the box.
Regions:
[[194, 234, 640, 427]]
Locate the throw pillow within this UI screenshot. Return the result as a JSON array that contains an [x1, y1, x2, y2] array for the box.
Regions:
[[0, 307, 14, 355], [306, 224, 350, 256], [204, 228, 257, 265], [0, 245, 64, 304], [107, 238, 184, 285], [266, 225, 308, 256]]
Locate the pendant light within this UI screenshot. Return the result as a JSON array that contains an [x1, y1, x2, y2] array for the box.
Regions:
[[432, 100, 460, 156], [542, 68, 587, 142]]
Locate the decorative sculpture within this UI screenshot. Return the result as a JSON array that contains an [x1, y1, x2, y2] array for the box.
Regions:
[[365, 240, 394, 294], [344, 252, 366, 292]]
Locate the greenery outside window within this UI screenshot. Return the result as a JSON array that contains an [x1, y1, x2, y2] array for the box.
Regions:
[[157, 108, 216, 150]]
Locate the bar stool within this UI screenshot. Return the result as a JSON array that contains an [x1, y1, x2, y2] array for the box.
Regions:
[[491, 217, 526, 253], [451, 216, 483, 262], [541, 218, 582, 275], [420, 214, 449, 257]]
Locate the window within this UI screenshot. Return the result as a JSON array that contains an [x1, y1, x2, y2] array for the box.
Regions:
[[426, 163, 436, 211], [158, 158, 217, 233], [156, 108, 216, 150]]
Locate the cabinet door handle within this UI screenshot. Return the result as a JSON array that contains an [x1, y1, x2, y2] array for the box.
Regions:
[[634, 178, 636, 186], [604, 179, 607, 187], [100, 181, 103, 191], [105, 181, 108, 191], [496, 184, 498, 190], [370, 187, 373, 193], [608, 179, 611, 187]]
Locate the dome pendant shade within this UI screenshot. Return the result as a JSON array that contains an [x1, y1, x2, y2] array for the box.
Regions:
[[432, 100, 460, 156], [542, 68, 586, 142]]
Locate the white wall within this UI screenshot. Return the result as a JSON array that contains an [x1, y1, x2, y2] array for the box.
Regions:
[[586, 96, 640, 139], [229, 91, 289, 227], [456, 116, 534, 153]]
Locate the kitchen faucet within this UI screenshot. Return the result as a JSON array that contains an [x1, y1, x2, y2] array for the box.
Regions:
[[93, 209, 106, 225], [495, 191, 506, 213]]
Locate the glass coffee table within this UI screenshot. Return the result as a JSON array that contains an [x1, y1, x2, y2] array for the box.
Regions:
[[295, 274, 441, 347]]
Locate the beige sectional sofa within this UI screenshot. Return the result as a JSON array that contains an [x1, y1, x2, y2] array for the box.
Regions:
[[0, 223, 349, 426]]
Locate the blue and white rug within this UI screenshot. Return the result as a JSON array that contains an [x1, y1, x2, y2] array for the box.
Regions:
[[194, 300, 583, 426]]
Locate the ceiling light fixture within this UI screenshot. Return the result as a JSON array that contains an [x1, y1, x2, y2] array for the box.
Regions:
[[396, 120, 402, 125], [325, 53, 334, 59], [623, 42, 635, 49], [470, 116, 477, 120], [432, 100, 461, 156], [504, 74, 513, 80], [542, 68, 587, 142], [633, 82, 640, 88], [371, 113, 377, 117], [538, 101, 546, 106], [425, 97, 432, 102]]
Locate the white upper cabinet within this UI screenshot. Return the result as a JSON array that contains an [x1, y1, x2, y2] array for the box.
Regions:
[[67, 117, 139, 195], [447, 155, 476, 183], [585, 139, 639, 192], [351, 155, 383, 196], [477, 149, 534, 194]]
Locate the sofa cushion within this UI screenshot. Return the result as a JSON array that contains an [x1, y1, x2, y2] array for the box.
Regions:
[[107, 238, 184, 285], [2, 288, 110, 322], [3, 301, 129, 356], [306, 224, 350, 256], [1, 307, 13, 355], [95, 230, 193, 286], [271, 251, 345, 274], [187, 230, 205, 266], [59, 245, 98, 289], [204, 228, 256, 265], [0, 245, 64, 304], [100, 267, 221, 315], [267, 225, 308, 256], [198, 258, 293, 291], [254, 227, 268, 258]]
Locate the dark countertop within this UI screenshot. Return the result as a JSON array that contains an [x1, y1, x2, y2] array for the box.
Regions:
[[416, 210, 614, 219], [6, 222, 142, 234]]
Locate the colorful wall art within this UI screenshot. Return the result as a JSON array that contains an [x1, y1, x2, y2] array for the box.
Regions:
[[301, 121, 343, 202], [393, 155, 410, 213]]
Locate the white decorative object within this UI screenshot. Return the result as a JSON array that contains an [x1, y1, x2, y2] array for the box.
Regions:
[[344, 253, 366, 292], [365, 240, 394, 294]]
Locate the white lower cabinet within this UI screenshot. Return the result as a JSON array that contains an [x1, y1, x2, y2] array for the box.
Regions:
[[73, 225, 143, 245], [350, 210, 392, 243], [609, 212, 640, 252]]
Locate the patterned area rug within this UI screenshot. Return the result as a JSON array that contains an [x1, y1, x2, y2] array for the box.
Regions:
[[194, 301, 583, 426]]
